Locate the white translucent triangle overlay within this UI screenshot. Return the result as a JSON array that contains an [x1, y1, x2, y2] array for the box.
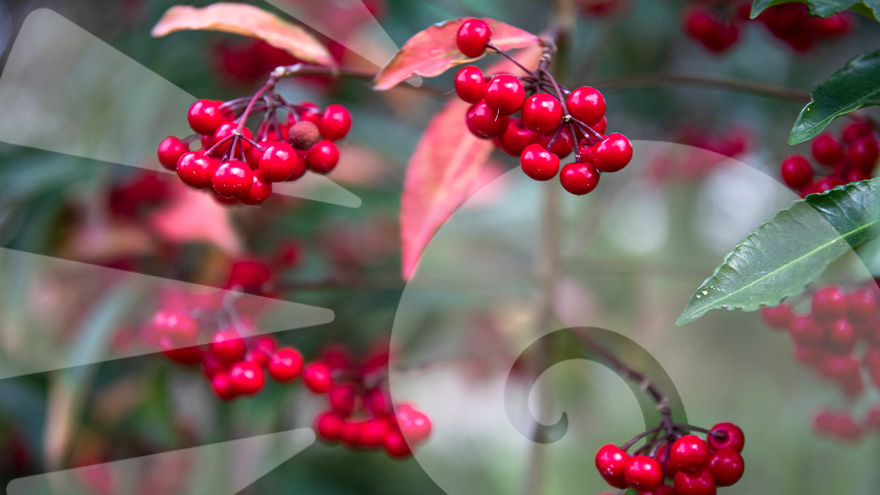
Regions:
[[0, 8, 361, 208], [7, 428, 315, 495], [0, 249, 334, 380]]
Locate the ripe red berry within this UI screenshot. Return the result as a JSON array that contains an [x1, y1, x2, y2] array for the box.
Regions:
[[268, 347, 304, 382], [707, 423, 745, 452], [566, 86, 606, 126], [761, 304, 793, 330], [304, 140, 340, 174], [315, 411, 345, 441], [212, 123, 254, 155], [157, 136, 188, 171], [812, 286, 848, 320], [521, 93, 564, 134], [538, 128, 575, 158], [328, 384, 357, 415], [177, 151, 220, 189], [318, 104, 352, 141], [211, 372, 237, 401], [212, 160, 254, 198], [454, 66, 487, 103], [188, 99, 226, 135], [842, 120, 874, 144], [210, 329, 247, 363], [623, 455, 663, 491], [673, 468, 716, 495], [708, 450, 744, 486], [238, 175, 272, 206], [811, 133, 844, 166], [848, 288, 878, 321], [229, 361, 265, 395], [669, 435, 711, 474], [484, 75, 526, 116], [396, 404, 432, 443], [363, 388, 390, 416], [594, 116, 608, 135], [456, 18, 492, 58], [595, 444, 631, 489], [304, 362, 334, 393], [780, 155, 813, 188], [258, 142, 302, 182], [359, 419, 391, 448], [560, 162, 600, 195], [827, 317, 857, 353], [297, 102, 322, 124], [499, 119, 538, 156], [788, 315, 825, 345], [848, 137, 879, 173], [383, 429, 413, 458], [470, 101, 510, 137], [592, 133, 633, 172], [520, 144, 560, 181]]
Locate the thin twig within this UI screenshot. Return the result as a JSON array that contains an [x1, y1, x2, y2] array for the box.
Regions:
[[594, 73, 810, 102]]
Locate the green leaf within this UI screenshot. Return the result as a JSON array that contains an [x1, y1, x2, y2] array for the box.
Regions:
[[676, 179, 880, 326], [789, 50, 880, 145], [751, 0, 861, 18], [861, 0, 880, 18]]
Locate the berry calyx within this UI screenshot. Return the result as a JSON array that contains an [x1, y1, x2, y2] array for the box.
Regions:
[[456, 18, 492, 58]]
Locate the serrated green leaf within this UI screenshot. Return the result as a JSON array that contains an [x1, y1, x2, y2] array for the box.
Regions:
[[751, 0, 861, 18], [789, 50, 880, 145], [861, 0, 880, 18], [676, 179, 880, 326]]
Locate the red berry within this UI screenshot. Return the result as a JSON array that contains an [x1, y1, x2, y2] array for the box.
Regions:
[[212, 122, 254, 155], [360, 419, 391, 448], [521, 93, 563, 134], [843, 121, 874, 144], [268, 347, 304, 382], [538, 128, 575, 158], [456, 18, 492, 58], [315, 411, 345, 441], [318, 104, 352, 141], [812, 286, 848, 320], [848, 137, 879, 173], [827, 317, 857, 353], [304, 140, 340, 174], [623, 455, 663, 491], [304, 362, 333, 393], [454, 66, 486, 103], [229, 361, 265, 395], [566, 86, 606, 126], [499, 119, 538, 156], [520, 144, 560, 181], [297, 102, 322, 124], [363, 388, 390, 416], [811, 133, 844, 166], [396, 404, 432, 443], [485, 74, 525, 116], [470, 101, 510, 138], [188, 99, 226, 135], [669, 435, 711, 474], [258, 142, 303, 182], [674, 468, 716, 495], [761, 304, 793, 330], [162, 345, 204, 365], [177, 151, 220, 189], [595, 444, 631, 489], [157, 136, 189, 171], [383, 429, 413, 458], [593, 116, 608, 135], [210, 329, 246, 363], [328, 384, 357, 415], [560, 162, 600, 195], [788, 315, 825, 346], [211, 372, 237, 400], [707, 423, 745, 452], [238, 175, 272, 206], [848, 288, 878, 321], [780, 155, 813, 188], [212, 160, 254, 198], [592, 133, 633, 172]]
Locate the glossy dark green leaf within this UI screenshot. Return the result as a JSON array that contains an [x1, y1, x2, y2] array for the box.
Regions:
[[789, 50, 880, 145], [751, 0, 861, 17], [677, 179, 880, 326]]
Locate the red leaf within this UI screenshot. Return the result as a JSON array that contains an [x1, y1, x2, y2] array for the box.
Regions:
[[400, 46, 544, 279], [149, 184, 243, 255], [374, 18, 541, 91], [151, 3, 336, 68]]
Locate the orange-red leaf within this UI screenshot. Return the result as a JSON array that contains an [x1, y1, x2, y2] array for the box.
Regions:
[[151, 3, 335, 67], [400, 45, 543, 280], [374, 18, 541, 91]]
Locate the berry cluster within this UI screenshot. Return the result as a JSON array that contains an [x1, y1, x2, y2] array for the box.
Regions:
[[779, 120, 878, 197], [649, 125, 750, 182], [813, 406, 880, 442], [454, 19, 633, 195], [761, 284, 880, 441], [595, 422, 745, 494], [157, 71, 351, 206], [683, 1, 853, 54], [309, 347, 432, 458]]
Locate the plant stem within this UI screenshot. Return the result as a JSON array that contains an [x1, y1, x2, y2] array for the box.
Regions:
[[594, 73, 810, 102]]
